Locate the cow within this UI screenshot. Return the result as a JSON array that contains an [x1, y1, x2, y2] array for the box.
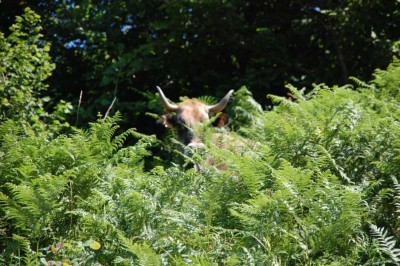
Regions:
[[157, 86, 234, 149], [157, 86, 260, 171]]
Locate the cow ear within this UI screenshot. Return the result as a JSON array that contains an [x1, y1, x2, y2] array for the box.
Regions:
[[214, 113, 229, 128], [160, 114, 176, 128]]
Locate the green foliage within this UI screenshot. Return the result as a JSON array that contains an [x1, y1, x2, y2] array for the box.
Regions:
[[0, 7, 72, 133], [373, 57, 400, 96], [122, 241, 162, 266], [0, 113, 155, 264], [231, 161, 363, 264], [2, 9, 400, 262], [370, 224, 400, 264], [228, 86, 263, 133]]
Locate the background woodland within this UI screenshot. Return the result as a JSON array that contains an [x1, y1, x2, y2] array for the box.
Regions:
[[1, 0, 399, 133]]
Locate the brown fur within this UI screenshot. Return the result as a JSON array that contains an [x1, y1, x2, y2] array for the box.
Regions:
[[161, 99, 217, 146], [177, 100, 210, 127], [158, 87, 233, 147]]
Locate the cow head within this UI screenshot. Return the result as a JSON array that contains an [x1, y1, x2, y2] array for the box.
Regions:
[[157, 86, 234, 148]]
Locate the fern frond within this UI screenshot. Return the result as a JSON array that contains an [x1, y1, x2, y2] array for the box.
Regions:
[[391, 176, 400, 217], [267, 94, 297, 107], [229, 86, 263, 132], [0, 188, 36, 232], [315, 145, 352, 184], [111, 128, 136, 151], [0, 120, 23, 144], [370, 224, 400, 263], [285, 84, 306, 102], [242, 246, 256, 266], [197, 95, 217, 105], [349, 76, 373, 89], [0, 173, 68, 239], [11, 234, 38, 265], [119, 236, 161, 266]]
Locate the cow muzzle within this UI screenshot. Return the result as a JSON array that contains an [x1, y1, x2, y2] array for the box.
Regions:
[[188, 141, 205, 149]]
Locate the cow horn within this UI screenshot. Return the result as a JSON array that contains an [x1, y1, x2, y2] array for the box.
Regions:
[[157, 86, 179, 112], [208, 90, 234, 113]]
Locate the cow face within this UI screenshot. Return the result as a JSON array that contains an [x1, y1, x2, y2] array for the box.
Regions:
[[157, 86, 234, 148]]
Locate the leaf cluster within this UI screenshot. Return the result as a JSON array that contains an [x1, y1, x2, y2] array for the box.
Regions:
[[0, 8, 72, 134]]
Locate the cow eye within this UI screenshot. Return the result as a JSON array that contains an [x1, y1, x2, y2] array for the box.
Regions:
[[169, 116, 178, 125], [177, 117, 184, 125]]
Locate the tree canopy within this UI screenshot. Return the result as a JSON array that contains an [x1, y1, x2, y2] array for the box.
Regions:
[[1, 0, 399, 132]]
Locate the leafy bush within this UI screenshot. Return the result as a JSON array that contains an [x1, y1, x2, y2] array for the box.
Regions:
[[0, 7, 72, 133]]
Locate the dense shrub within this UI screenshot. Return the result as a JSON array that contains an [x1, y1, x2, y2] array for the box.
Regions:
[[0, 7, 71, 134]]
